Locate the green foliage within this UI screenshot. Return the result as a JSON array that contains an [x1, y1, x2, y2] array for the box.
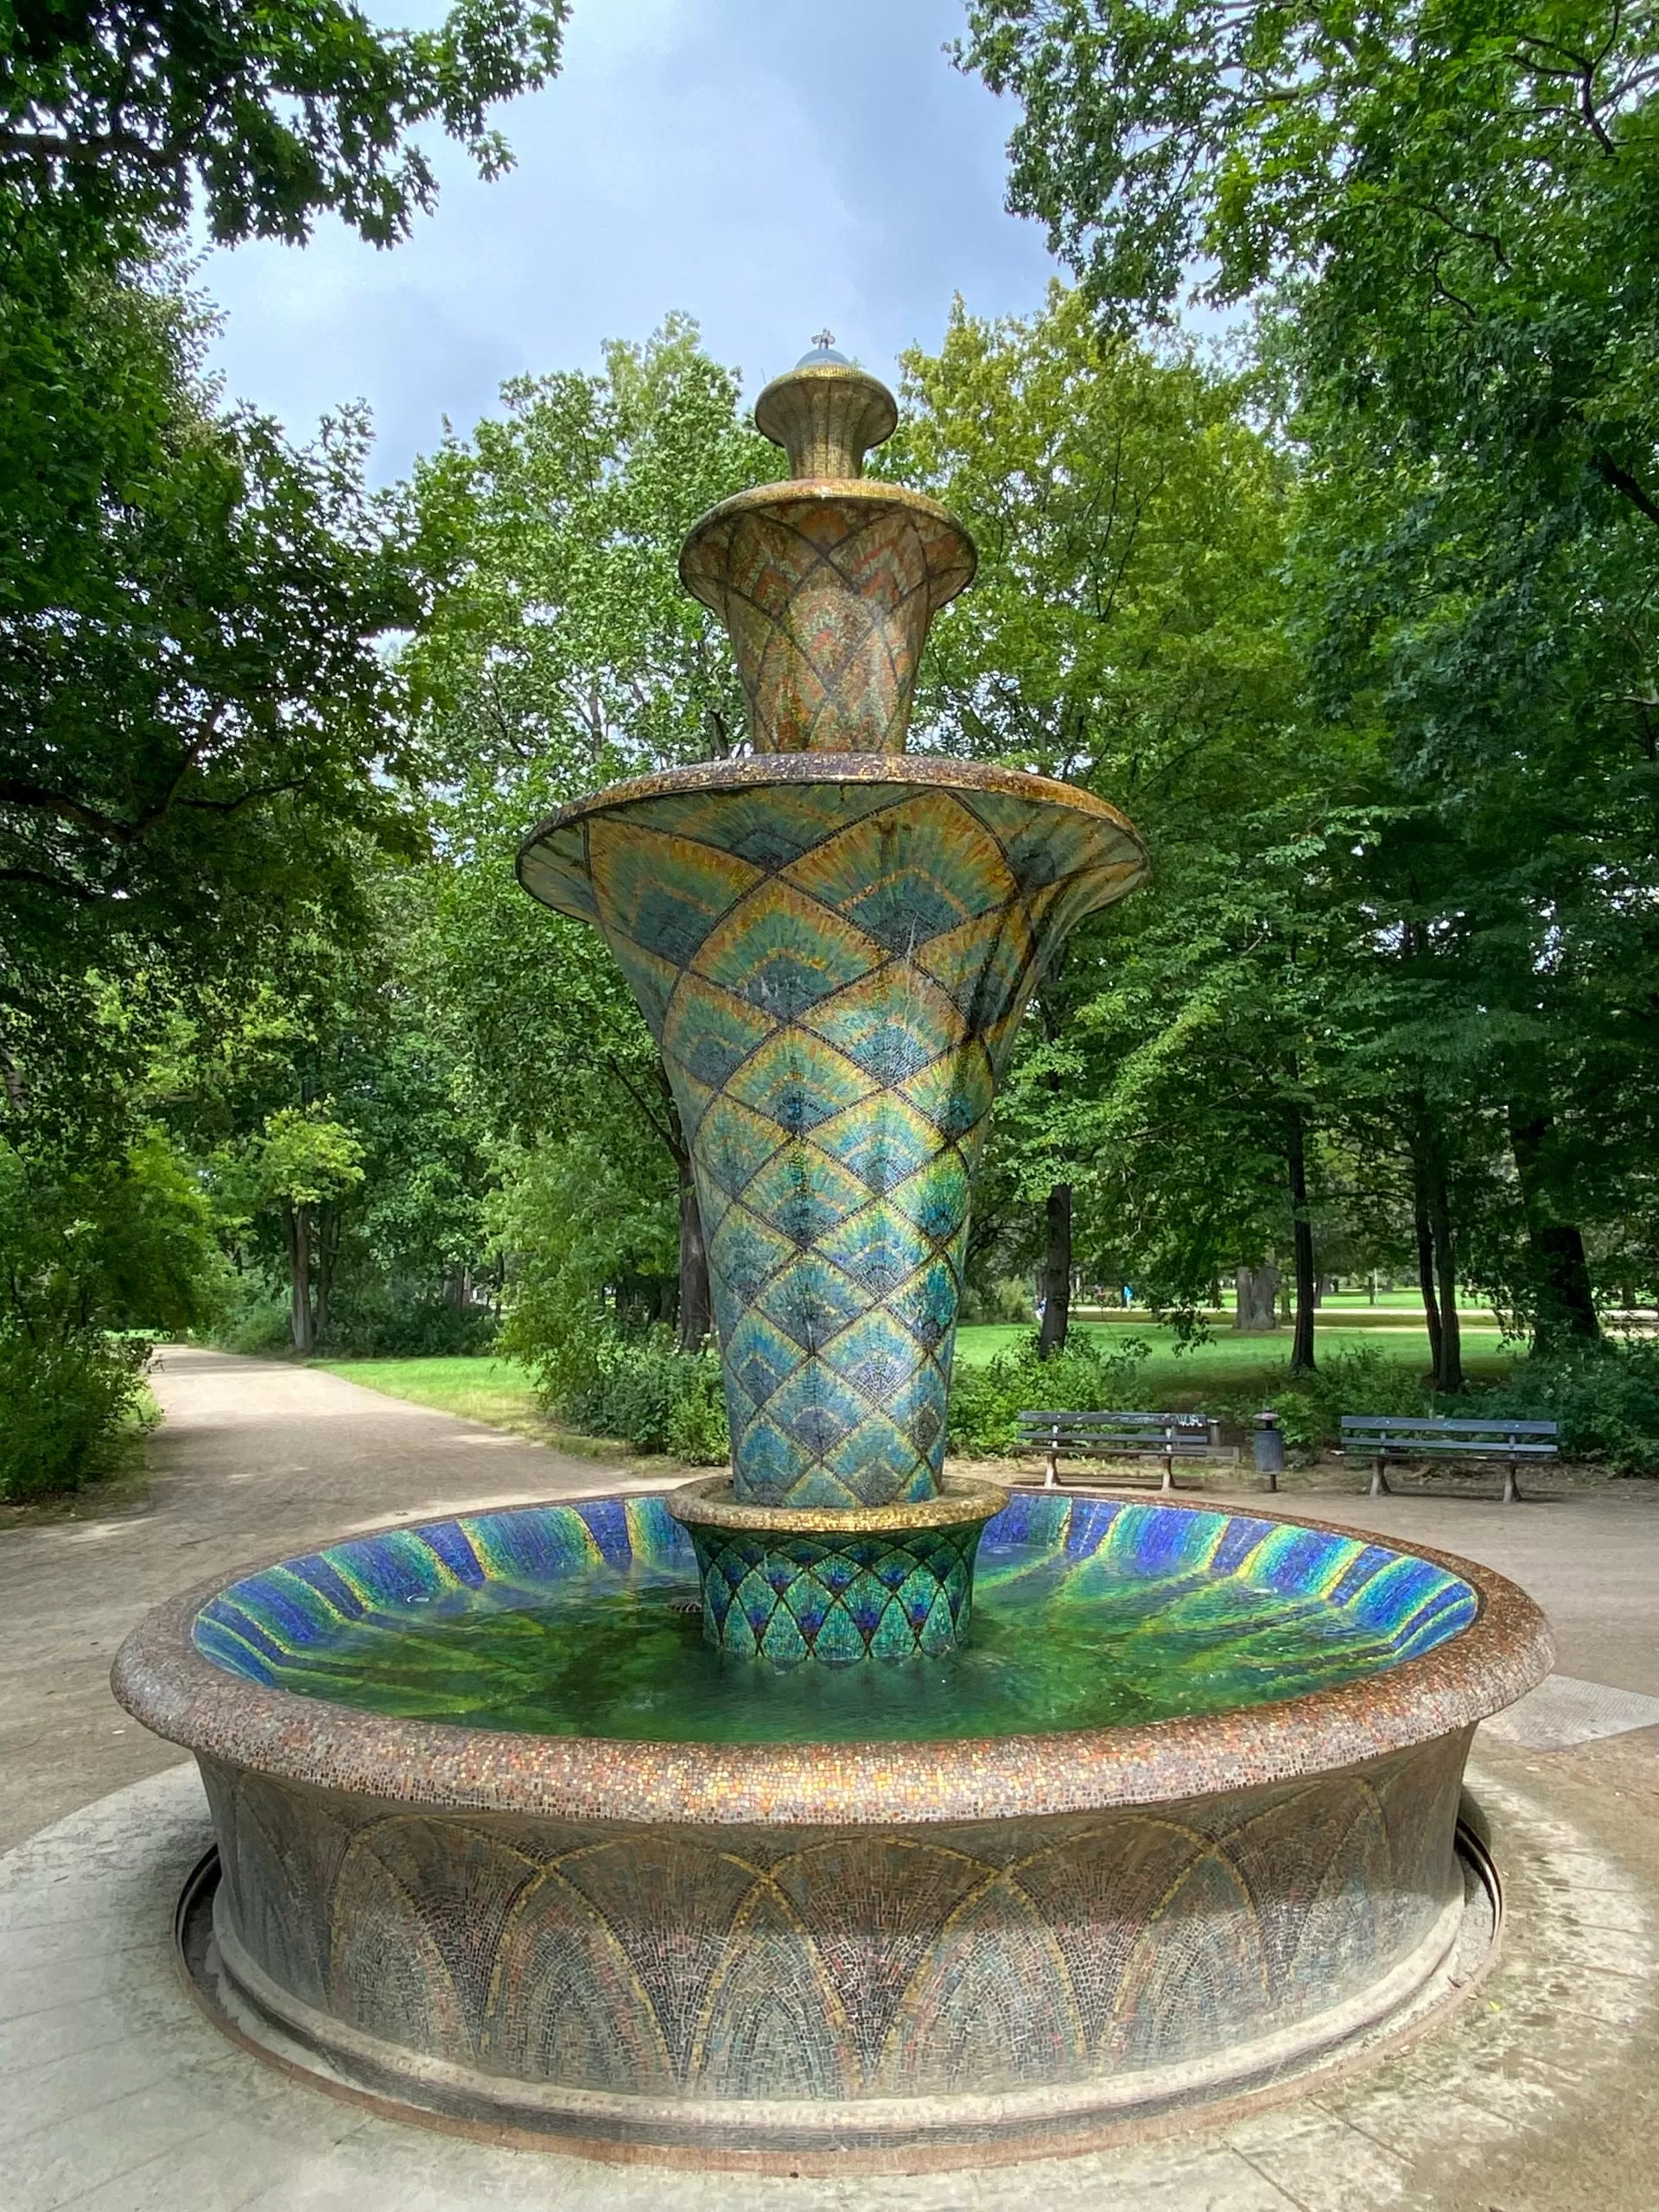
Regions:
[[0, 1124, 219, 1495], [545, 1325, 728, 1463], [947, 1330, 1152, 1456], [1452, 1345, 1659, 1476], [250, 1108, 365, 1213], [308, 1281, 495, 1360], [0, 1329, 150, 1499], [664, 1362, 733, 1465], [0, 247, 435, 1139], [493, 1132, 678, 1386], [1253, 1345, 1434, 1458], [1, 0, 567, 250]]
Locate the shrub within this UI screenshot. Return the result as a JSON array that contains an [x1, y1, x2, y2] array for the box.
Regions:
[[947, 1330, 1152, 1456], [664, 1358, 733, 1465], [1256, 1344, 1434, 1457], [320, 1281, 497, 1358], [537, 1323, 730, 1464], [0, 1331, 150, 1500], [1450, 1342, 1659, 1474]]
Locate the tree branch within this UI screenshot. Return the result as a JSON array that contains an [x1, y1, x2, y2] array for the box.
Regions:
[[1595, 451, 1659, 529]]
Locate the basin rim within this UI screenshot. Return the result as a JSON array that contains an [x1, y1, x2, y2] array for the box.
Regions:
[[111, 1490, 1554, 1827], [664, 1471, 1007, 1534]]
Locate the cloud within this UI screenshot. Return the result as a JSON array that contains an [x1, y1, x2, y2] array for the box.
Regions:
[[201, 0, 1057, 480]]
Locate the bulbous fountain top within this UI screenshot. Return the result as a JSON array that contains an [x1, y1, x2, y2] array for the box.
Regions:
[[679, 339, 974, 754], [751, 340, 899, 483]]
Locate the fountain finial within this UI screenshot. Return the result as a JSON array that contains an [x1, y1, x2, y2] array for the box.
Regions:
[[753, 344, 899, 483], [682, 340, 972, 752]]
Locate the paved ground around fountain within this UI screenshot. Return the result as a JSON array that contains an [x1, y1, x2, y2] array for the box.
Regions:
[[0, 1347, 672, 1855], [3, 1346, 1659, 2208]]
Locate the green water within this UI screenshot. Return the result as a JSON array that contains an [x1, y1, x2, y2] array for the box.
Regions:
[[259, 1562, 1409, 1745]]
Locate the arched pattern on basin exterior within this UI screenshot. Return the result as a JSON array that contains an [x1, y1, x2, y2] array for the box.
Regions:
[[195, 1726, 1468, 2107]]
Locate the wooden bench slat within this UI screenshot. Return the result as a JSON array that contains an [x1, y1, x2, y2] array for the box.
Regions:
[[1341, 1417, 1557, 1436]]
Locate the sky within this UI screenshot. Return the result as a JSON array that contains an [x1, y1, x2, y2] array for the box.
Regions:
[[202, 0, 1062, 483]]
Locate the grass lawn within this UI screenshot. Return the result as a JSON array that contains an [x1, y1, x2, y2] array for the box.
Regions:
[[953, 1320, 1514, 1408], [317, 1321, 1517, 1454], [312, 1356, 568, 1446]]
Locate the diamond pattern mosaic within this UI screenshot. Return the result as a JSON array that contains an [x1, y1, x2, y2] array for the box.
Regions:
[[549, 776, 1144, 1510], [516, 356, 1151, 1666], [685, 1518, 984, 1664], [680, 491, 975, 754]]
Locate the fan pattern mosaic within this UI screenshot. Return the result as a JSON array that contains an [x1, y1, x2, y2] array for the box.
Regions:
[[685, 1515, 985, 1663], [528, 772, 1145, 1511]]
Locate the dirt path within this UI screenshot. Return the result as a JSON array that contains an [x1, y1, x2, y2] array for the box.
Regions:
[[0, 1346, 652, 1853]]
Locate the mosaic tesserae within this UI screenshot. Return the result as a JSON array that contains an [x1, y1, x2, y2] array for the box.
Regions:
[[114, 345, 1554, 2167]]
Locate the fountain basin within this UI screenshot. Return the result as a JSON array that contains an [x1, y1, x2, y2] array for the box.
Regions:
[[112, 1489, 1551, 2162]]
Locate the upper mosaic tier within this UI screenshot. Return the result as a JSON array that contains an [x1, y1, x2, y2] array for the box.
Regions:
[[680, 357, 974, 755]]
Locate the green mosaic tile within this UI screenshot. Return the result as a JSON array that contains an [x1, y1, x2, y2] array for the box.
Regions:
[[723, 1027, 878, 1133], [685, 1518, 987, 1667]]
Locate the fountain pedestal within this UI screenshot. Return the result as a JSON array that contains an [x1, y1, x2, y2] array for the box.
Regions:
[[518, 346, 1148, 1662]]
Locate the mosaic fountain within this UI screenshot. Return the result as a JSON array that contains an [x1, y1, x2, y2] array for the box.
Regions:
[[114, 346, 1553, 2168]]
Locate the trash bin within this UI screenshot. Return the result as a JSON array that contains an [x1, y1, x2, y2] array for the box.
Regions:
[[1253, 1411, 1285, 1491]]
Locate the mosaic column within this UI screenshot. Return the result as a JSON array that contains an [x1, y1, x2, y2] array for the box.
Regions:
[[518, 344, 1147, 1666]]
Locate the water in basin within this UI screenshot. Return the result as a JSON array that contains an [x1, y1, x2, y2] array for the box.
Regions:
[[195, 1492, 1477, 1746]]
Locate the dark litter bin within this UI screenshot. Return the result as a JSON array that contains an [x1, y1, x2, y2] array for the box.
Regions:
[[1253, 1412, 1286, 1491]]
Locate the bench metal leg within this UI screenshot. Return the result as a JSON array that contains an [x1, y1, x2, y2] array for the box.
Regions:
[[1044, 1449, 1059, 1489], [1503, 1459, 1521, 1505], [1160, 1450, 1174, 1492], [1370, 1455, 1391, 1498]]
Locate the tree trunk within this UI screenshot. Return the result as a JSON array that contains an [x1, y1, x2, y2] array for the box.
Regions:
[[1411, 1140, 1445, 1382], [286, 1202, 315, 1356], [1508, 1103, 1599, 1348], [1233, 1263, 1281, 1332], [1286, 1106, 1317, 1374], [677, 1166, 712, 1352], [314, 1203, 340, 1346], [1037, 1182, 1072, 1357], [1427, 1148, 1464, 1393]]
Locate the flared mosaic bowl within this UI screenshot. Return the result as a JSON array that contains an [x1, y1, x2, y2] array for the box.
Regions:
[[520, 753, 1147, 1520]]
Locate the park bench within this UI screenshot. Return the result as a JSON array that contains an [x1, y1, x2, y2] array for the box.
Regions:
[[1339, 1414, 1559, 1504], [1015, 1409, 1236, 1493]]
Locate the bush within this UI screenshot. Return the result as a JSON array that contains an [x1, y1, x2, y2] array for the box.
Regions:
[[1450, 1342, 1659, 1475], [947, 1330, 1152, 1456], [542, 1324, 729, 1464], [212, 1275, 293, 1355], [958, 1274, 1037, 1325], [1250, 1344, 1434, 1457], [0, 1331, 150, 1500], [320, 1281, 497, 1358]]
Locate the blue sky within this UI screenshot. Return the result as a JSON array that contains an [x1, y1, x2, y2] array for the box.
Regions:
[[202, 0, 1060, 481]]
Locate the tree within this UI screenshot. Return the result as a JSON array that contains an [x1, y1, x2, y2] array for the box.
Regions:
[[1, 0, 566, 248], [248, 1109, 365, 1354], [407, 323, 772, 1351], [962, 0, 1659, 1345], [0, 276, 432, 1130], [3, 0, 569, 1128], [891, 288, 1321, 1354]]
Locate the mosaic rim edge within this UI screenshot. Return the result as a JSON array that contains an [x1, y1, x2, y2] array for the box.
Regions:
[[111, 1489, 1555, 1828]]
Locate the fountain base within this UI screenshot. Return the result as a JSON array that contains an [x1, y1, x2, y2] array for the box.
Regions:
[[665, 1475, 1006, 1664], [173, 1783, 1501, 2170], [112, 1488, 1553, 2172]]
